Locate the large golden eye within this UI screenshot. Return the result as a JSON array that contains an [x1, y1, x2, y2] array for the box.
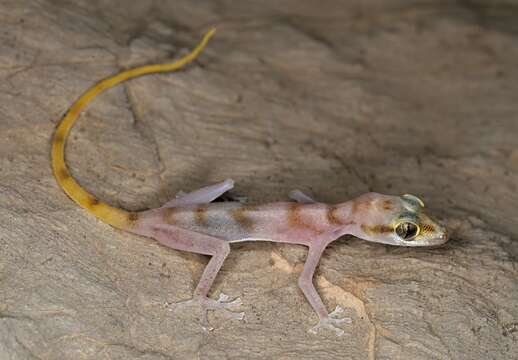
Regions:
[[395, 222, 420, 240]]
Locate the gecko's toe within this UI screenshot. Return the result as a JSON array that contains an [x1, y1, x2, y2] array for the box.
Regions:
[[329, 305, 352, 324], [206, 293, 246, 325], [308, 308, 352, 336], [216, 293, 243, 307], [167, 294, 245, 330], [164, 297, 195, 311], [309, 319, 346, 337]]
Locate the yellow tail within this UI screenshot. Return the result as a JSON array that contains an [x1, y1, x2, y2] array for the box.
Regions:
[[51, 28, 216, 230]]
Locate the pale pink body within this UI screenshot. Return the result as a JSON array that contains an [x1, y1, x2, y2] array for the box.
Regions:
[[131, 179, 448, 335], [136, 202, 353, 245]]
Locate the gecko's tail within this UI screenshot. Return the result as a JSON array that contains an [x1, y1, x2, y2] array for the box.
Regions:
[[51, 28, 216, 230]]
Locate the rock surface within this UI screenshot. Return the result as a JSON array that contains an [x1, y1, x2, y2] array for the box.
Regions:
[[1, 0, 518, 359]]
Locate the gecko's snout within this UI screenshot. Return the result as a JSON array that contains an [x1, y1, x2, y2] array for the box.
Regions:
[[436, 228, 449, 245], [422, 224, 449, 247], [422, 229, 449, 248]]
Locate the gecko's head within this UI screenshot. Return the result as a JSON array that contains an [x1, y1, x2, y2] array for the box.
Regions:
[[350, 193, 448, 247]]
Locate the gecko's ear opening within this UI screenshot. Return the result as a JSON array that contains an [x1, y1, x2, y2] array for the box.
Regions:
[[401, 194, 425, 209]]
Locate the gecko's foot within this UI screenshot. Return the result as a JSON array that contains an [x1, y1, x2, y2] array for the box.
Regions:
[[308, 306, 352, 336], [166, 293, 245, 331]]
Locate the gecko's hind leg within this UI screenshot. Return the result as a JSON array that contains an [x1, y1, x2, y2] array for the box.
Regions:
[[152, 225, 244, 330], [162, 179, 234, 208], [289, 190, 317, 204]]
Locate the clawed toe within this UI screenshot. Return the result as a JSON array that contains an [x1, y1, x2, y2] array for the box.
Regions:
[[309, 306, 352, 336], [164, 297, 194, 310], [166, 293, 245, 331], [309, 319, 347, 336], [207, 293, 245, 321], [216, 293, 243, 307]]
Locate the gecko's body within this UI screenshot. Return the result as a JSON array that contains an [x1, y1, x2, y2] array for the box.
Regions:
[[52, 29, 449, 335], [136, 191, 439, 247], [137, 200, 346, 244]]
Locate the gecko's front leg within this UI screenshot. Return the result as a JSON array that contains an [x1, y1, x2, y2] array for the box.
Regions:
[[151, 224, 244, 331], [298, 238, 352, 336]]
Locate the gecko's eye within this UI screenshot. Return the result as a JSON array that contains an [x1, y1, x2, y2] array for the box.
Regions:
[[395, 222, 419, 240]]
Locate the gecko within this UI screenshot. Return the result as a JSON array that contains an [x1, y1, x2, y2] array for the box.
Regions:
[[51, 28, 449, 336]]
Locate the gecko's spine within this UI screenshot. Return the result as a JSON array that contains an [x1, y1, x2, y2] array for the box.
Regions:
[[51, 28, 216, 230]]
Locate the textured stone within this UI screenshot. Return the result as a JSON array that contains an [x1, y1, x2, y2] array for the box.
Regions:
[[1, 1, 517, 359]]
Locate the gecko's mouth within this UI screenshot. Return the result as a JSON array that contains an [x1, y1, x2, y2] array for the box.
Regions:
[[435, 231, 449, 246], [421, 230, 449, 247], [399, 228, 448, 247]]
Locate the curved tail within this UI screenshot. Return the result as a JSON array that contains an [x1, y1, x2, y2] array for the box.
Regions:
[[51, 28, 216, 230]]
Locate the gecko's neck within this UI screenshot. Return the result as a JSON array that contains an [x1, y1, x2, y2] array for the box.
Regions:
[[330, 196, 372, 238], [322, 200, 356, 237]]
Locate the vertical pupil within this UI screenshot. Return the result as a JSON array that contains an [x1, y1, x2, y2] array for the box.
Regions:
[[396, 222, 418, 239]]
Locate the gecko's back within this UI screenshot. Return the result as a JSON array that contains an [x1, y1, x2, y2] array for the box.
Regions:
[[136, 201, 342, 244]]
